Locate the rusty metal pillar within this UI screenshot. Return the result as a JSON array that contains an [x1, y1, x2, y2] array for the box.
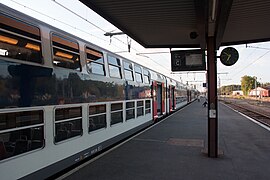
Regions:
[[207, 36, 218, 158]]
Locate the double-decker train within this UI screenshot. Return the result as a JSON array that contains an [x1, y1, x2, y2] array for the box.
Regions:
[[0, 4, 198, 180]]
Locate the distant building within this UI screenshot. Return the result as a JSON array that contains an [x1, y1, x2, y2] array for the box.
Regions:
[[232, 90, 243, 96], [249, 87, 270, 97]]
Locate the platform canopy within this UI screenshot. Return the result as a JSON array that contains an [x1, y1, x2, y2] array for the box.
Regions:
[[79, 0, 270, 49]]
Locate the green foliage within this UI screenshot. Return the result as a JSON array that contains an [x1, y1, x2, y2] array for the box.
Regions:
[[241, 75, 256, 95]]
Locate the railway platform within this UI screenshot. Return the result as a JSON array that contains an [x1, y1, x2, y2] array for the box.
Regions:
[[59, 99, 270, 180]]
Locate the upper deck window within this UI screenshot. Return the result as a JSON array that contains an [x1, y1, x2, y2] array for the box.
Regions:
[[86, 47, 105, 76], [135, 65, 143, 83], [52, 34, 81, 70], [108, 55, 122, 78], [151, 71, 157, 80], [123, 61, 134, 81], [143, 69, 150, 84], [0, 13, 42, 63]]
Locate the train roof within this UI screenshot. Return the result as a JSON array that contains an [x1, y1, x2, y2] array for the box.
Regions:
[[0, 4, 188, 88]]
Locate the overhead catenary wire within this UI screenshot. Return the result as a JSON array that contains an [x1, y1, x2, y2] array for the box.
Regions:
[[225, 45, 270, 78], [219, 45, 256, 74], [51, 0, 139, 52], [51, 0, 106, 32], [230, 50, 270, 78], [220, 47, 257, 75]]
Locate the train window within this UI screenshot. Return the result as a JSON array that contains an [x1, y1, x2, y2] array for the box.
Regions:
[[0, 14, 42, 63], [123, 61, 134, 81], [110, 103, 123, 125], [52, 34, 81, 71], [54, 107, 82, 143], [108, 55, 122, 78], [151, 71, 157, 80], [135, 65, 143, 83], [89, 105, 107, 132], [137, 100, 144, 117], [126, 101, 135, 120], [143, 69, 150, 84], [0, 110, 44, 161], [145, 100, 151, 114], [86, 47, 105, 76]]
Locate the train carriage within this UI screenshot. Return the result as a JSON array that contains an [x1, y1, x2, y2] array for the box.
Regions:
[[0, 4, 195, 180]]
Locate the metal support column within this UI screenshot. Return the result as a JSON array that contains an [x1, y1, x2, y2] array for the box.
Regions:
[[207, 36, 218, 157]]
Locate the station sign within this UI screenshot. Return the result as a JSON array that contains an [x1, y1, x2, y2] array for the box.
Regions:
[[171, 49, 206, 71]]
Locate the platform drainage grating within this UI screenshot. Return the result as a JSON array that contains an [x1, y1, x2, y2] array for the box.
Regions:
[[167, 138, 204, 147]]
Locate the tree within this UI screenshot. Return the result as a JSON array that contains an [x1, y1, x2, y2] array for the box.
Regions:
[[241, 75, 256, 96]]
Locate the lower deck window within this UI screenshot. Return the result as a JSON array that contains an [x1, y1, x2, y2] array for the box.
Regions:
[[126, 109, 135, 120], [126, 101, 135, 120], [111, 112, 123, 125], [111, 103, 123, 125], [137, 101, 144, 117], [0, 110, 44, 161], [54, 107, 82, 143], [145, 100, 151, 114], [89, 105, 106, 132]]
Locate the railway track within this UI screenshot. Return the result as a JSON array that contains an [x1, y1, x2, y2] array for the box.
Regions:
[[225, 102, 270, 127]]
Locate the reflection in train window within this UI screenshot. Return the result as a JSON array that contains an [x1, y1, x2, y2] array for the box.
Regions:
[[137, 100, 144, 117], [86, 47, 105, 76], [111, 103, 123, 125], [54, 107, 82, 143], [89, 104, 106, 132], [52, 34, 81, 71], [0, 13, 42, 63], [126, 101, 135, 120], [123, 61, 134, 81], [108, 55, 122, 78], [0, 110, 44, 161]]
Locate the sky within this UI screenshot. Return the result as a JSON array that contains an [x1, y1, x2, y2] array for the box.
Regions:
[[1, 0, 270, 91]]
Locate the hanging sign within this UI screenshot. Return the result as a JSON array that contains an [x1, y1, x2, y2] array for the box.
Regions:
[[171, 49, 206, 71]]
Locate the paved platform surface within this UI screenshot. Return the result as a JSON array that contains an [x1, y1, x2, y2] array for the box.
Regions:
[[62, 99, 270, 180]]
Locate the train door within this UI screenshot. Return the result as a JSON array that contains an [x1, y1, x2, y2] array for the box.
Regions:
[[157, 84, 162, 115], [171, 86, 175, 111], [187, 90, 191, 102], [152, 81, 158, 120], [172, 87, 176, 110], [152, 81, 164, 121], [169, 85, 172, 112], [161, 83, 165, 115]]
